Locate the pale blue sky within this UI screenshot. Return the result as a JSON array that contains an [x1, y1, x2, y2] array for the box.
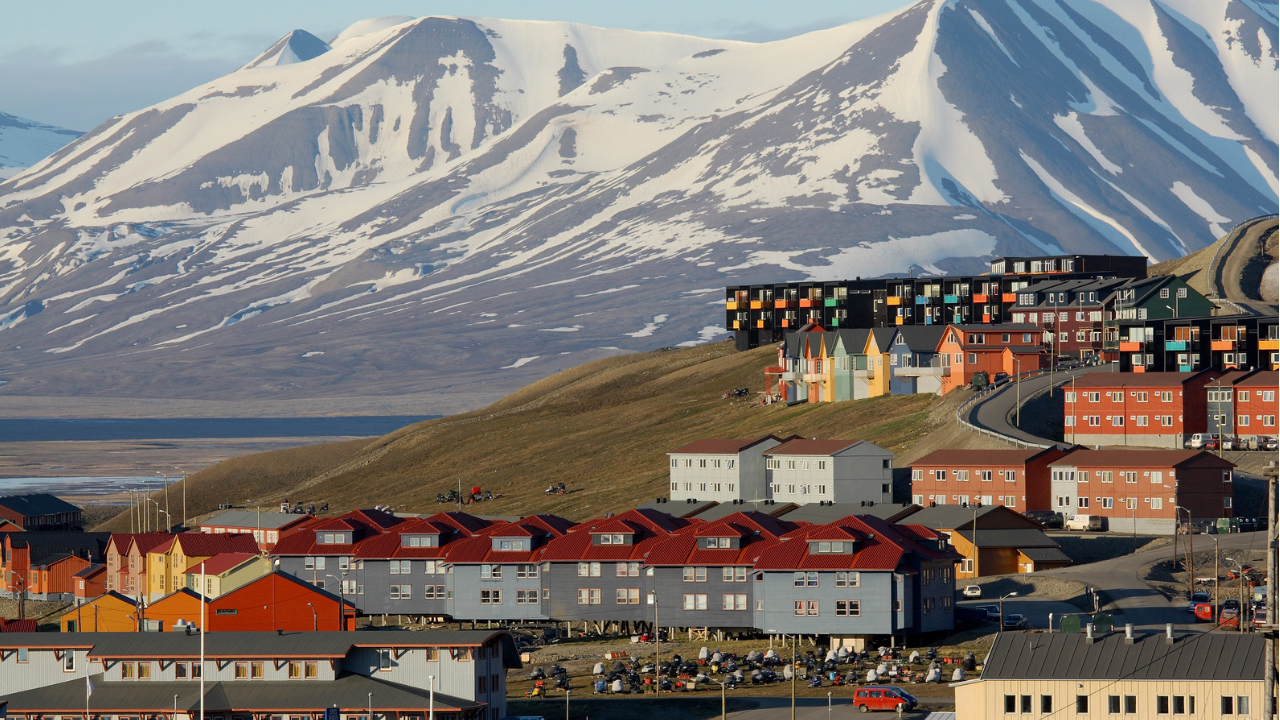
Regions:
[[0, 1, 915, 131]]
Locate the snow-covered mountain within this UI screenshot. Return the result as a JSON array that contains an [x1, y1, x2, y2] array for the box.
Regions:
[[0, 112, 81, 180], [0, 1, 1275, 408]]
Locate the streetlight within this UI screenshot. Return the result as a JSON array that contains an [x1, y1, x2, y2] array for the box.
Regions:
[[707, 676, 728, 720], [326, 572, 349, 630], [828, 690, 833, 720], [157, 471, 170, 533], [428, 674, 435, 720], [173, 465, 188, 529], [1210, 534, 1220, 624], [999, 592, 1018, 630], [306, 603, 317, 632], [1012, 355, 1024, 427], [1226, 557, 1247, 633], [368, 691, 373, 720], [1176, 505, 1195, 600], [174, 693, 179, 716], [565, 688, 570, 720]]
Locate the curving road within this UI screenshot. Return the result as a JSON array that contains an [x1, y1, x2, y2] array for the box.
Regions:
[[962, 364, 1114, 446], [1209, 215, 1278, 316]]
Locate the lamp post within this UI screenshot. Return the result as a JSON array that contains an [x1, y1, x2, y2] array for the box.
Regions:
[[428, 674, 435, 720], [1176, 505, 1194, 600], [368, 691, 373, 720], [307, 603, 317, 632], [1226, 557, 1246, 633], [565, 688, 570, 720], [1211, 534, 1220, 624], [157, 471, 170, 533], [1013, 355, 1023, 427], [326, 571, 349, 630], [173, 466, 188, 530], [999, 592, 1018, 630], [708, 677, 727, 720], [828, 690, 833, 720]]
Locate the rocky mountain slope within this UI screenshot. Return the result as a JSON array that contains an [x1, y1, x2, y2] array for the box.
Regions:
[[1, 1, 1276, 409]]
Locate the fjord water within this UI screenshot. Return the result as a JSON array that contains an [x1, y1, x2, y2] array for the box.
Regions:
[[0, 416, 435, 442]]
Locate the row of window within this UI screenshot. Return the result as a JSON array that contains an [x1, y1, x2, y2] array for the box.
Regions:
[[772, 483, 831, 496], [481, 564, 539, 579], [578, 561, 641, 578], [1067, 391, 1177, 403], [672, 458, 738, 469], [1066, 415, 1177, 428], [673, 482, 738, 493], [685, 566, 748, 582], [921, 495, 1018, 508], [1004, 692, 1249, 715], [914, 469, 1018, 482], [766, 459, 829, 470], [793, 571, 861, 588]]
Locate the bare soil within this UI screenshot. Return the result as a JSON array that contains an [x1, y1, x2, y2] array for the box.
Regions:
[[966, 575, 1089, 605]]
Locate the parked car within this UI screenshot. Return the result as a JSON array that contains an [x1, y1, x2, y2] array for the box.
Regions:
[[1220, 599, 1241, 628], [1188, 591, 1210, 613], [1265, 437, 1279, 452], [962, 585, 983, 598], [1221, 436, 1241, 451], [1024, 510, 1063, 529], [992, 372, 1010, 386], [971, 371, 990, 390], [852, 687, 918, 713], [1253, 604, 1267, 628], [1002, 614, 1029, 631], [1193, 602, 1214, 622], [975, 605, 1001, 621], [1065, 514, 1103, 531]]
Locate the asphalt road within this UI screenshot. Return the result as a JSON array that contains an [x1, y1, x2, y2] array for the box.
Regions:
[[957, 598, 1083, 630], [963, 364, 1113, 446], [1038, 530, 1268, 630], [726, 695, 952, 719]]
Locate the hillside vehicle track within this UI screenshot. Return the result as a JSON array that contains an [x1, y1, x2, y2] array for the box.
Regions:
[[1207, 214, 1278, 316], [961, 365, 1111, 447]]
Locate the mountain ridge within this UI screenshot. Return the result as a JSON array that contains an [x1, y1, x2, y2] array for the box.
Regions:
[[0, 1, 1275, 409]]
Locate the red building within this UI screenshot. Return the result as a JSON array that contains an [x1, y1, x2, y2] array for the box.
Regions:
[[1064, 370, 1218, 448], [909, 448, 1069, 511], [937, 324, 1047, 395], [73, 564, 107, 602], [1048, 449, 1235, 534], [1232, 370, 1279, 439], [207, 572, 356, 631], [0, 532, 107, 599]]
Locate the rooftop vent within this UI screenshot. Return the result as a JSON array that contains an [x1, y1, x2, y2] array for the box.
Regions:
[[1124, 623, 1134, 645]]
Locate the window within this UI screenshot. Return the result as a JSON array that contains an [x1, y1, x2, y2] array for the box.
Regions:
[[1239, 414, 1250, 427], [1102, 498, 1114, 509], [1005, 695, 1016, 714], [176, 662, 189, 679], [1238, 696, 1250, 714], [288, 661, 302, 679], [304, 661, 318, 679], [390, 559, 411, 575], [63, 651, 76, 672], [1123, 471, 1137, 483], [683, 593, 708, 610], [1123, 695, 1136, 713], [480, 589, 502, 604], [722, 593, 747, 610], [516, 589, 539, 604], [1077, 695, 1088, 713], [792, 571, 818, 587], [516, 564, 538, 579], [1020, 695, 1032, 714], [1109, 695, 1120, 714], [1078, 497, 1089, 508], [723, 566, 747, 582], [578, 562, 601, 577], [192, 662, 203, 679], [835, 571, 860, 587], [389, 584, 412, 600], [425, 584, 446, 599], [835, 600, 860, 616], [234, 662, 248, 680], [616, 588, 640, 604], [792, 600, 819, 616], [1151, 498, 1163, 510], [1041, 696, 1053, 714]]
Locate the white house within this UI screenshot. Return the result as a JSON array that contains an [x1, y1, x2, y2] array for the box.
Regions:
[[667, 436, 784, 502], [764, 439, 894, 505]]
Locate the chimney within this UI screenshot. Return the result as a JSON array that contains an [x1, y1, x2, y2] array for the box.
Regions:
[[1124, 624, 1134, 644], [1165, 623, 1175, 644], [1085, 623, 1095, 644], [277, 628, 283, 636]]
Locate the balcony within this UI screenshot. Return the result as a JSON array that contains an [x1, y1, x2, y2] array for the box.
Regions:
[[800, 298, 817, 308], [756, 320, 766, 329], [973, 294, 989, 303], [895, 317, 904, 325], [886, 297, 902, 306], [915, 296, 929, 304], [1261, 339, 1280, 350], [944, 294, 959, 304], [1165, 340, 1188, 351], [1002, 293, 1017, 302], [1211, 340, 1235, 351], [824, 298, 838, 307], [750, 301, 763, 310], [774, 299, 794, 310], [725, 301, 739, 310], [733, 320, 740, 330], [894, 365, 949, 377], [981, 314, 991, 323], [1119, 341, 1141, 352]]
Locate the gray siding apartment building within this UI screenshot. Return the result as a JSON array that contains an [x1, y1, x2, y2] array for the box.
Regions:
[[445, 515, 574, 623], [764, 438, 895, 505], [667, 436, 783, 502], [0, 630, 518, 718]]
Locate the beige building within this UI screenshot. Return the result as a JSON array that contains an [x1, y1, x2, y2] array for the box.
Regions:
[[955, 628, 1266, 719], [182, 553, 272, 599]]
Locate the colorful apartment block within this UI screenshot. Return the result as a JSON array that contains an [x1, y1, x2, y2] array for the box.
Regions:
[[909, 448, 1069, 511], [146, 532, 259, 601], [937, 324, 1047, 395], [1064, 370, 1217, 448], [1048, 449, 1235, 533]]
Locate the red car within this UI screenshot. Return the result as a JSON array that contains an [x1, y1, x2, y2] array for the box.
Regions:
[[1193, 603, 1214, 622], [853, 686, 918, 713]]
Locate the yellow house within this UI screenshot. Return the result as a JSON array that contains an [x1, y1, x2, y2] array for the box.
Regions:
[[861, 328, 895, 397], [955, 629, 1264, 720], [147, 533, 259, 601], [184, 553, 272, 599], [61, 591, 138, 632]]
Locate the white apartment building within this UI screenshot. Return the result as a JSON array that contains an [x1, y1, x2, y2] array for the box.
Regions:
[[764, 439, 894, 505], [668, 436, 784, 502]]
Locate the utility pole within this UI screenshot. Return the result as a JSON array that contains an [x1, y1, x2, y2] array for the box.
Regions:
[[791, 634, 797, 720], [1265, 462, 1277, 718], [174, 466, 188, 530]]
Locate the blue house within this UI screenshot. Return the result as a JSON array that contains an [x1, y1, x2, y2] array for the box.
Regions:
[[888, 326, 947, 395]]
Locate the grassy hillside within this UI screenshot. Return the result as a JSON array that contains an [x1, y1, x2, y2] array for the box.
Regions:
[[101, 341, 1005, 529]]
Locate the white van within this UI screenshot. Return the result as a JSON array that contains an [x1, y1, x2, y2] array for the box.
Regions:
[[1065, 514, 1103, 531]]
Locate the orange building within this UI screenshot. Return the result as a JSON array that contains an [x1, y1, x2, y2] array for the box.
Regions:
[[61, 591, 139, 632], [27, 553, 92, 596], [937, 324, 1047, 395], [142, 588, 206, 632], [909, 447, 1069, 512], [207, 572, 356, 632], [0, 532, 108, 599], [73, 564, 107, 602]]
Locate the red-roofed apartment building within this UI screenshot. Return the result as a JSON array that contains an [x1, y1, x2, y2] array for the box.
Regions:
[[751, 515, 960, 646], [667, 436, 785, 503], [540, 509, 693, 631], [1048, 449, 1235, 534], [937, 324, 1047, 395], [145, 532, 259, 601], [446, 514, 576, 623], [763, 438, 895, 505], [643, 511, 795, 630], [909, 448, 1070, 511], [1064, 370, 1218, 448]]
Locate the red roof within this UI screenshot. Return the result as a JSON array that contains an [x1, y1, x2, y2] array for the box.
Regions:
[[1236, 370, 1279, 388], [443, 514, 576, 564], [912, 449, 1054, 467], [541, 509, 694, 563], [764, 439, 862, 457], [112, 533, 171, 556], [1052, 449, 1234, 469], [186, 553, 258, 576], [0, 618, 37, 633], [669, 436, 781, 455], [272, 510, 401, 556], [646, 512, 798, 567], [171, 533, 259, 557], [751, 515, 957, 572], [1072, 371, 1211, 388], [423, 512, 493, 535]]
